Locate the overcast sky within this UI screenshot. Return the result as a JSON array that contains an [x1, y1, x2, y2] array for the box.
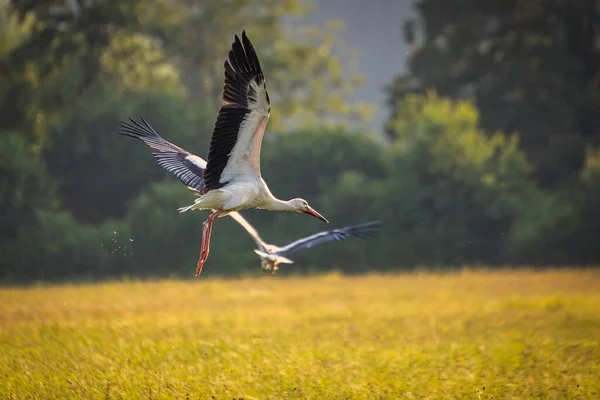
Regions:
[[296, 0, 416, 133]]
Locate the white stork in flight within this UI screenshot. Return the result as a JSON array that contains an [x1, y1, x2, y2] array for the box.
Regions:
[[118, 31, 328, 277], [229, 212, 381, 273]]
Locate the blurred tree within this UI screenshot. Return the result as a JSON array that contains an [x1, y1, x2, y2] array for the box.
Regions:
[[41, 85, 210, 222], [10, 210, 132, 280], [2, 0, 163, 142], [140, 0, 373, 131], [2, 0, 202, 222], [124, 181, 200, 277], [326, 92, 565, 268], [389, 0, 599, 188], [2, 90, 594, 280], [310, 170, 387, 272], [0, 133, 54, 273], [386, 92, 531, 265], [572, 151, 600, 262], [530, 150, 600, 264], [2, 0, 372, 223], [11, 0, 600, 280], [261, 127, 386, 201]]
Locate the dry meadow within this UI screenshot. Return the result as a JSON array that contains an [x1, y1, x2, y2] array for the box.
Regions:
[[1, 269, 599, 399]]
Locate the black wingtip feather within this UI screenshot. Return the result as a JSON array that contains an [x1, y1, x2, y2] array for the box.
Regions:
[[203, 31, 270, 190], [118, 119, 149, 141], [339, 221, 382, 240], [117, 116, 206, 191]]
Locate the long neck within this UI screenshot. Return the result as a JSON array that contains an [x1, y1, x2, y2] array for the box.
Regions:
[[265, 197, 296, 212], [259, 184, 296, 211]]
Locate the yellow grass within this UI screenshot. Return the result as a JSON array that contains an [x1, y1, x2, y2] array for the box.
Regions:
[[1, 269, 599, 399]]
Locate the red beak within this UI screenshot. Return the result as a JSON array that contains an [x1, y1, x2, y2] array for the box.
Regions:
[[304, 206, 329, 223]]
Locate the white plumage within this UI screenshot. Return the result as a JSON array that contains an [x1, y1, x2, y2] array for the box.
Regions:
[[118, 31, 328, 277]]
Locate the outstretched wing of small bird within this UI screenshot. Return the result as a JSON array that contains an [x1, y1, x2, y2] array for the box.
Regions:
[[275, 221, 382, 256], [117, 117, 207, 191], [203, 30, 271, 192], [228, 211, 269, 253]]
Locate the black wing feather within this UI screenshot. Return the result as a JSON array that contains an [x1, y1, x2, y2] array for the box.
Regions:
[[117, 117, 206, 191], [203, 30, 270, 191], [202, 106, 251, 189], [276, 221, 382, 256]]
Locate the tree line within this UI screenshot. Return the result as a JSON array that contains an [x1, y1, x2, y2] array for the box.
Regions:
[[1, 0, 598, 282]]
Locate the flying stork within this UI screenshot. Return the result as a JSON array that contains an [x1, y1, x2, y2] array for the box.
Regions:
[[228, 212, 381, 273], [118, 31, 328, 277]]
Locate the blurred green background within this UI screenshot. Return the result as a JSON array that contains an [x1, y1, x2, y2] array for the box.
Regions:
[[1, 0, 599, 282]]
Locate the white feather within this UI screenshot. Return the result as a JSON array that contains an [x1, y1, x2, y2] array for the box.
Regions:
[[220, 80, 270, 183], [254, 250, 294, 264], [186, 154, 207, 169]]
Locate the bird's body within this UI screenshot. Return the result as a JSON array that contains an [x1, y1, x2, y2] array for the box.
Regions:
[[177, 176, 302, 215], [118, 31, 327, 277], [229, 212, 381, 273]]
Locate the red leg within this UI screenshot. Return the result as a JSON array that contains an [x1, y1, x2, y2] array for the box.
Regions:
[[195, 220, 211, 276], [195, 210, 222, 277]]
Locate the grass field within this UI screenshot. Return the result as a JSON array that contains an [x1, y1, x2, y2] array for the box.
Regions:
[[1, 269, 599, 399]]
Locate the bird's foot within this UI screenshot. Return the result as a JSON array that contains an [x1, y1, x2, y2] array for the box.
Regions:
[[195, 253, 208, 277], [262, 263, 278, 274], [262, 263, 274, 273]]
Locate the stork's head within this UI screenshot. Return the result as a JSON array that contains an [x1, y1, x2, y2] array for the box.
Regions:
[[289, 198, 328, 223]]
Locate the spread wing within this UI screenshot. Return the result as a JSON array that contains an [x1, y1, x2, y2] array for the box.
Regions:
[[275, 221, 382, 256], [203, 31, 271, 191], [117, 117, 206, 191], [228, 211, 268, 252]]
